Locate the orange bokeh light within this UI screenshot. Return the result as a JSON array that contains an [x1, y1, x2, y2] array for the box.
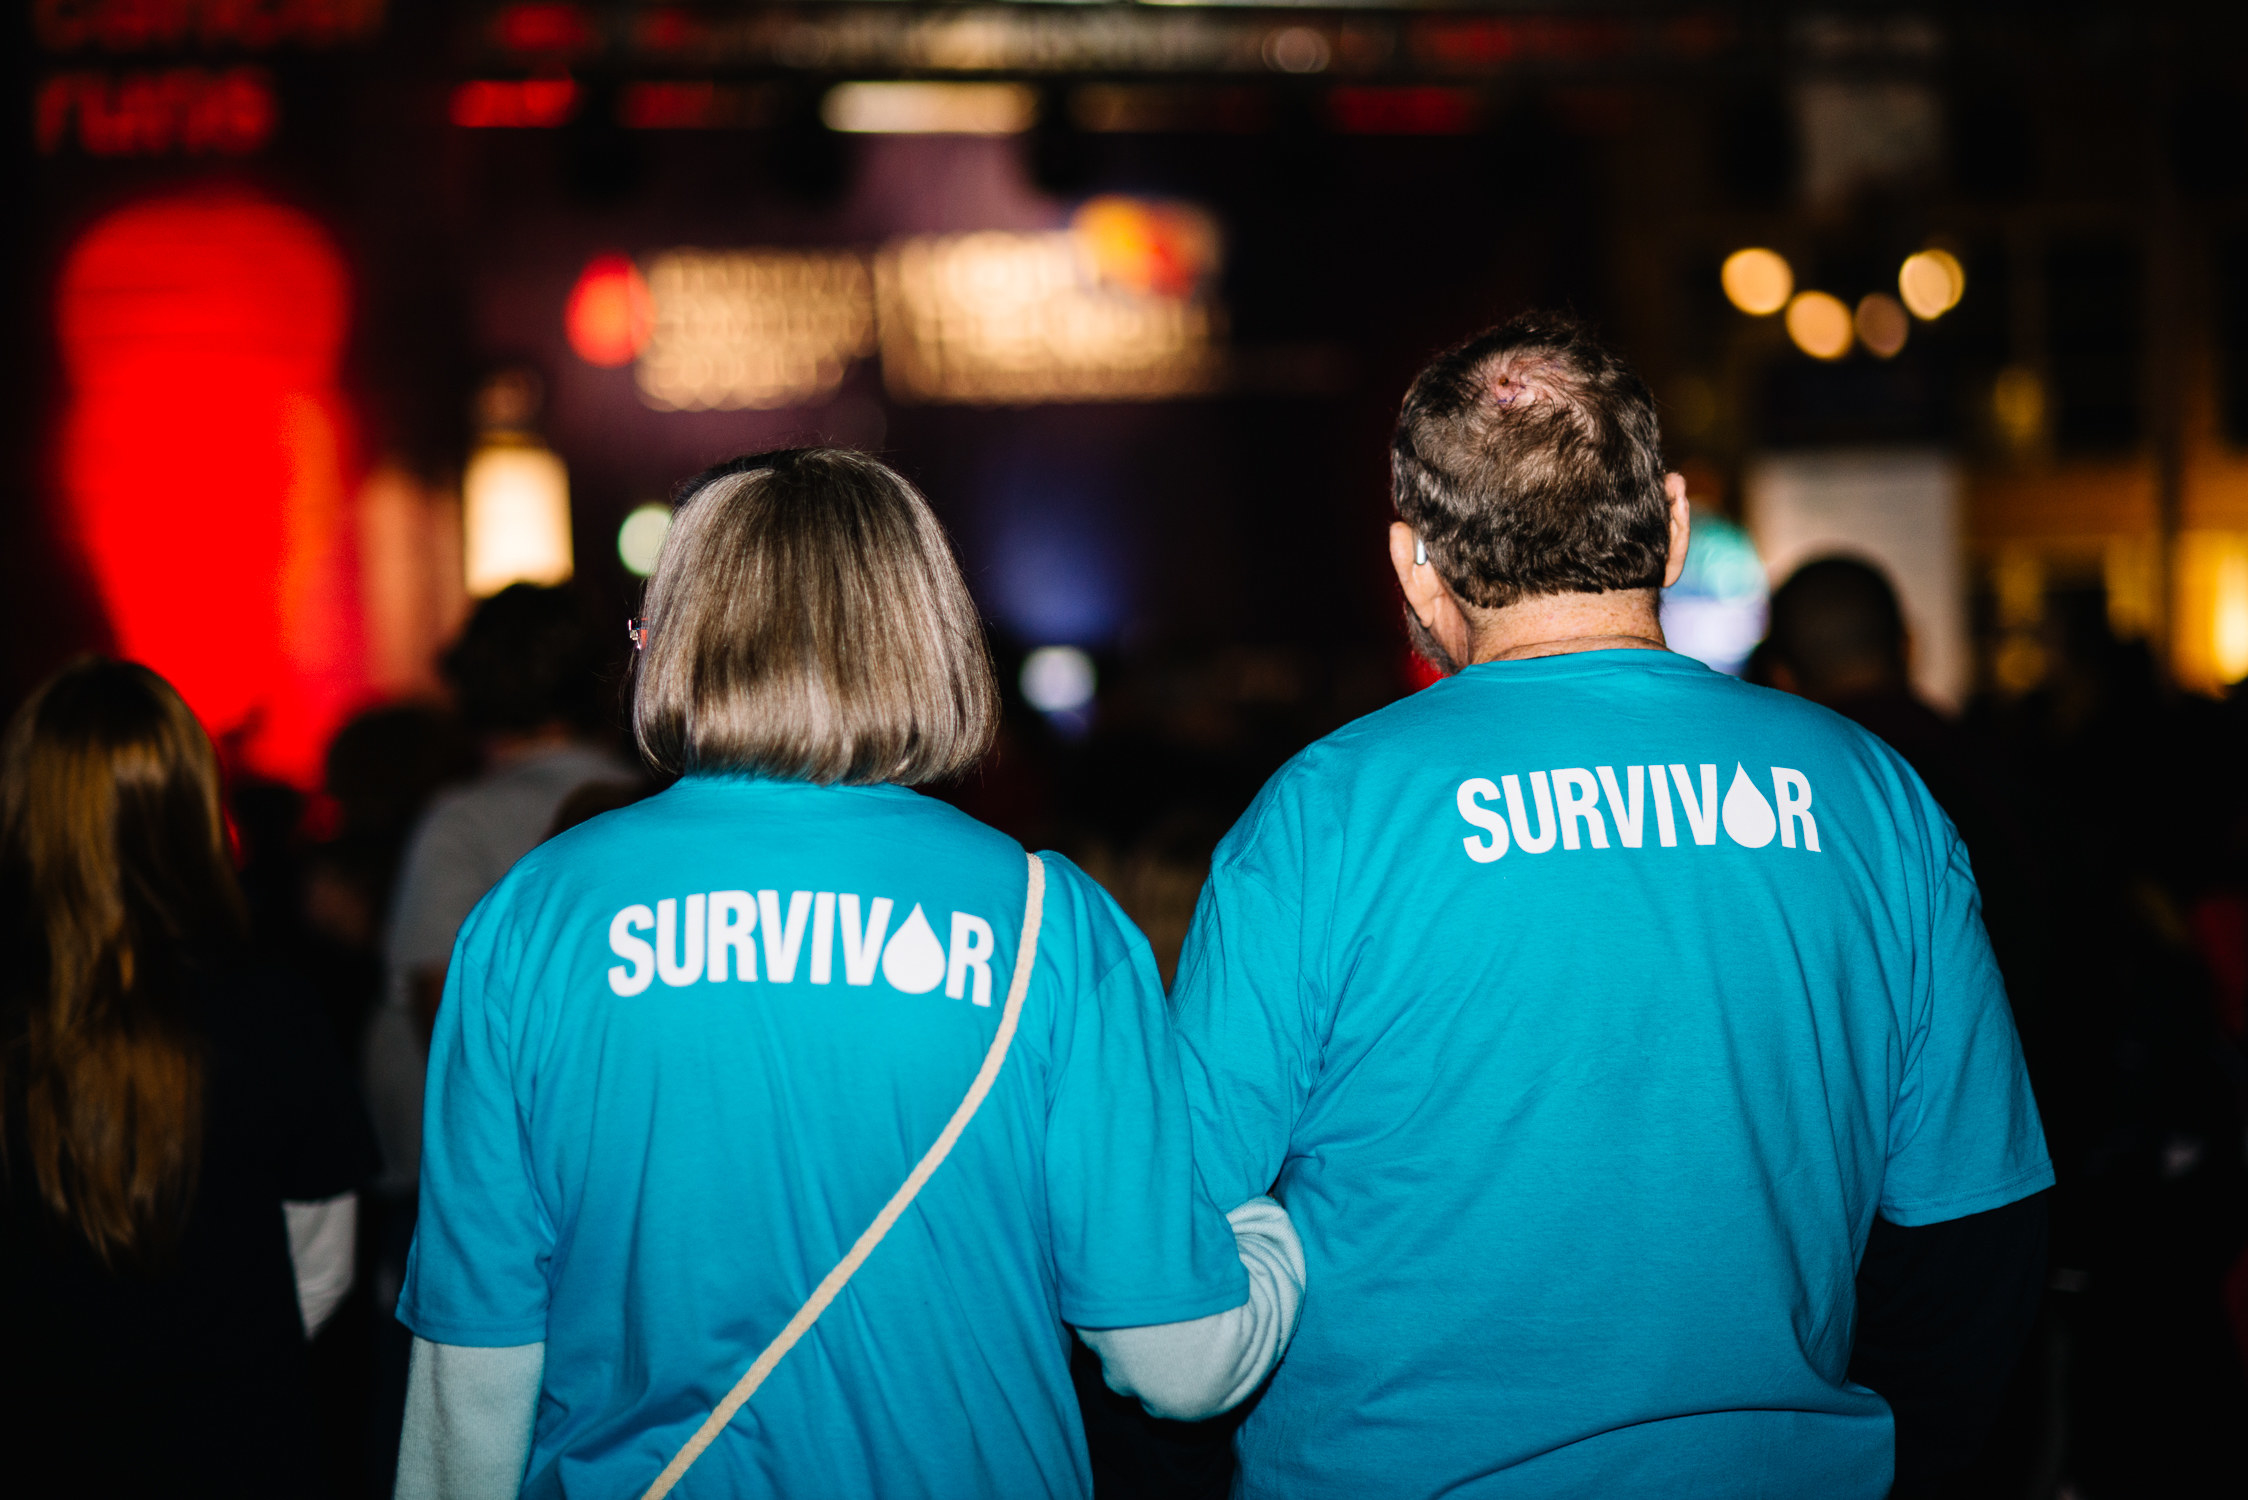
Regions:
[[565, 254, 654, 367]]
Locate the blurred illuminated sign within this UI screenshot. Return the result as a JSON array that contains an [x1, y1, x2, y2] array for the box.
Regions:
[[624, 198, 1220, 408], [450, 79, 579, 127], [33, 0, 386, 51], [36, 67, 276, 156], [635, 250, 877, 411], [32, 0, 384, 156], [875, 198, 1222, 404]]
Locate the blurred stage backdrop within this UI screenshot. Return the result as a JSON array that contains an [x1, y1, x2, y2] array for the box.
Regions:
[[14, 1, 2248, 782]]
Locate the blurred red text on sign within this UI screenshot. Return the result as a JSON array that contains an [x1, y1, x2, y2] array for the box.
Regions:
[[37, 68, 276, 156], [34, 0, 384, 51], [451, 79, 581, 128]]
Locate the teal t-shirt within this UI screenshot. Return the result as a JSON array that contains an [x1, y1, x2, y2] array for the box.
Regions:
[[398, 775, 1246, 1499], [1172, 650, 2052, 1500]]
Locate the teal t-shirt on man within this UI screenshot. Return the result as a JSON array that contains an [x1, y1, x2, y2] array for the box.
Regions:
[[398, 775, 1246, 1499], [1172, 649, 2052, 1499]]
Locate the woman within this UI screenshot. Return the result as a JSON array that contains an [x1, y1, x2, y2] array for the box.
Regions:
[[397, 449, 1302, 1498], [0, 658, 380, 1496]]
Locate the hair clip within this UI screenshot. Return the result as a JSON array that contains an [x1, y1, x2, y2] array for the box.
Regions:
[[1415, 538, 1428, 566], [627, 618, 649, 651]]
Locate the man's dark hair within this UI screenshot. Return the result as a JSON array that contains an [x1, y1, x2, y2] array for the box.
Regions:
[[1766, 556, 1907, 693], [441, 583, 605, 734], [1392, 311, 1669, 609]]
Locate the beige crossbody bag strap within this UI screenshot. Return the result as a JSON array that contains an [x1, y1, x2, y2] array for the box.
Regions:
[[640, 852, 1048, 1500]]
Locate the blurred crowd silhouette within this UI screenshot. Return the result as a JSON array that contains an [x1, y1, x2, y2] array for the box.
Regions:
[[53, 551, 2248, 1499]]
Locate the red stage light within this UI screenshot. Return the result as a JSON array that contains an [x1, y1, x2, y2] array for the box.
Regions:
[[565, 254, 654, 367], [56, 194, 365, 785]]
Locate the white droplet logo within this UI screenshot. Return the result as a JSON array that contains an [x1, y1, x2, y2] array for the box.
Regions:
[[880, 904, 946, 993], [1721, 763, 1777, 848]]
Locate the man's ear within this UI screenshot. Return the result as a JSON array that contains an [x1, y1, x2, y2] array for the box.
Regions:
[[1661, 473, 1692, 590], [1389, 521, 1473, 664]]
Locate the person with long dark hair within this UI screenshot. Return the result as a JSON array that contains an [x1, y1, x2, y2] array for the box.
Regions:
[[0, 658, 379, 1497]]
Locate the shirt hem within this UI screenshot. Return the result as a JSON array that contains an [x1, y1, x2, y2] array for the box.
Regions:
[[1063, 1275, 1250, 1332], [395, 1304, 549, 1347], [1879, 1160, 2055, 1228]]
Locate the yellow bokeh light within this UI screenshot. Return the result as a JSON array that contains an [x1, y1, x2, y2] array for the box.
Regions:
[[1898, 249, 1964, 320], [1785, 291, 1853, 360], [463, 441, 573, 597], [1992, 366, 2045, 450], [2216, 550, 2248, 685], [1854, 293, 1909, 359], [1720, 247, 1793, 316]]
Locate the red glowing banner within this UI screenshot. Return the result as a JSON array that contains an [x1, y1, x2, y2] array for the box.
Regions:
[[56, 195, 365, 785]]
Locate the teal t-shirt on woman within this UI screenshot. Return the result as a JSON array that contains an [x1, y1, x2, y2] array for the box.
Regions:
[[398, 775, 1246, 1498]]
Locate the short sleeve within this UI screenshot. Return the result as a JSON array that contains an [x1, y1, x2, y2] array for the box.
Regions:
[[1880, 832, 2055, 1226], [1169, 805, 1320, 1211], [395, 893, 553, 1346], [1040, 858, 1248, 1330]]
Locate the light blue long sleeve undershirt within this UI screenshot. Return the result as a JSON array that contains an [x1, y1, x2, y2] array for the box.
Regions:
[[394, 1196, 1305, 1500]]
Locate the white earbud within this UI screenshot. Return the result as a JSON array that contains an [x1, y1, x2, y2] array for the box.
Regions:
[[1414, 537, 1428, 566]]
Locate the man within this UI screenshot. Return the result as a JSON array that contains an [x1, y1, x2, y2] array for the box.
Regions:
[[366, 583, 638, 1200], [1172, 313, 2051, 1498], [1762, 555, 2045, 1045], [1761, 556, 1967, 808]]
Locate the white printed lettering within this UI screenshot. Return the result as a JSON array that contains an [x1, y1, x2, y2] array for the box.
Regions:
[[1456, 777, 1508, 863], [758, 890, 814, 982], [1452, 761, 1825, 864], [707, 890, 757, 981], [1502, 771, 1559, 853], [1649, 763, 1678, 847], [881, 904, 947, 993], [839, 894, 894, 985], [1772, 768, 1821, 851], [1596, 765, 1645, 848], [809, 891, 837, 984], [1721, 764, 1777, 848], [1667, 764, 1720, 846], [947, 912, 996, 1006], [1552, 768, 1609, 850], [608, 904, 655, 996], [656, 894, 706, 987]]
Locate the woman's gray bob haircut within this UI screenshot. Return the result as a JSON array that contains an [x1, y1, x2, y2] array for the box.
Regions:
[[631, 448, 998, 785]]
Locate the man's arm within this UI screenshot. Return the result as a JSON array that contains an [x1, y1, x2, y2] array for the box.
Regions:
[[1078, 1196, 1305, 1421], [1847, 1189, 2048, 1487]]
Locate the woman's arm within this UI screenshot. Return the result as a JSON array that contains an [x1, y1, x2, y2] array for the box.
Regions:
[[1076, 1196, 1305, 1422], [395, 1337, 545, 1500]]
